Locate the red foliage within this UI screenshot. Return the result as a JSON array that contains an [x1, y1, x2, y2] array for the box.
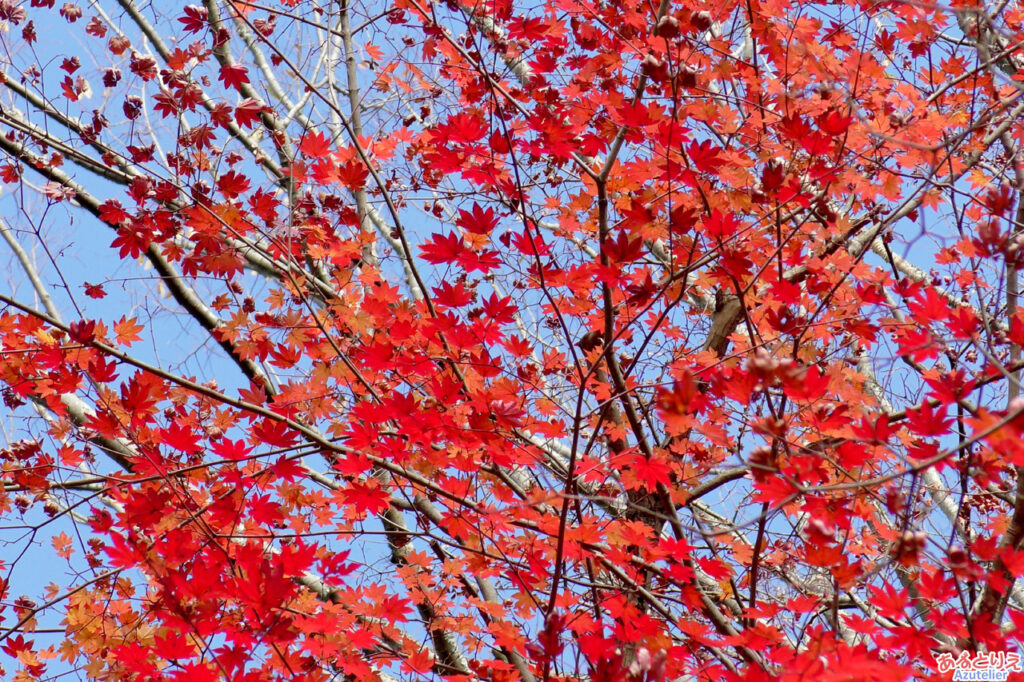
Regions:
[[0, 0, 1023, 680]]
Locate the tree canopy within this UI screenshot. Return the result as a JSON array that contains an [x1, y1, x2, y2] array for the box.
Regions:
[[0, 0, 1023, 679]]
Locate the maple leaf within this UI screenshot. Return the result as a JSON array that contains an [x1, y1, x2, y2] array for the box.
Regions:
[[247, 494, 283, 527], [457, 203, 499, 235], [782, 365, 830, 402], [177, 5, 208, 33], [161, 422, 201, 453], [433, 280, 473, 307], [947, 306, 978, 338], [253, 419, 296, 448], [375, 594, 411, 623], [234, 98, 265, 128], [153, 631, 196, 661], [458, 248, 501, 273], [299, 130, 332, 158], [87, 356, 118, 383], [613, 101, 659, 128], [68, 319, 97, 343], [83, 282, 106, 299], [905, 401, 952, 437], [60, 75, 84, 101], [342, 479, 391, 515], [110, 224, 151, 259], [916, 570, 955, 602], [817, 109, 853, 135], [602, 230, 644, 263], [403, 647, 434, 675], [925, 369, 975, 404], [851, 413, 897, 443], [218, 63, 250, 91], [489, 398, 525, 427], [216, 169, 250, 199], [628, 453, 672, 491], [869, 583, 909, 620], [126, 144, 156, 164], [480, 293, 516, 325], [702, 210, 740, 239], [1, 634, 33, 658], [120, 373, 161, 425], [335, 159, 368, 189], [801, 130, 835, 155], [420, 232, 464, 264], [270, 455, 304, 481], [211, 438, 252, 461], [657, 371, 705, 421], [439, 111, 488, 143], [908, 287, 950, 322], [687, 139, 725, 173], [113, 316, 144, 345]]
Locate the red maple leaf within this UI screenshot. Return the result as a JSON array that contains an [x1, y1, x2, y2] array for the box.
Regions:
[[403, 647, 434, 675], [216, 170, 250, 199], [120, 373, 161, 424], [687, 139, 725, 173], [457, 248, 501, 273], [68, 319, 97, 343], [211, 438, 252, 461], [1, 635, 34, 662], [234, 98, 265, 128], [657, 372, 705, 418], [896, 327, 940, 362], [341, 479, 391, 515], [602, 230, 644, 263], [161, 422, 201, 454], [299, 130, 331, 158], [433, 280, 473, 307], [817, 109, 853, 135], [87, 357, 118, 383], [782, 365, 830, 401], [420, 232, 464, 264], [457, 203, 499, 235], [83, 282, 106, 299], [869, 583, 909, 620], [177, 5, 208, 34], [60, 75, 81, 101], [629, 453, 672, 491], [253, 418, 296, 448], [851, 413, 897, 443], [218, 63, 250, 91], [335, 159, 368, 189], [905, 401, 952, 437], [702, 209, 740, 240]]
